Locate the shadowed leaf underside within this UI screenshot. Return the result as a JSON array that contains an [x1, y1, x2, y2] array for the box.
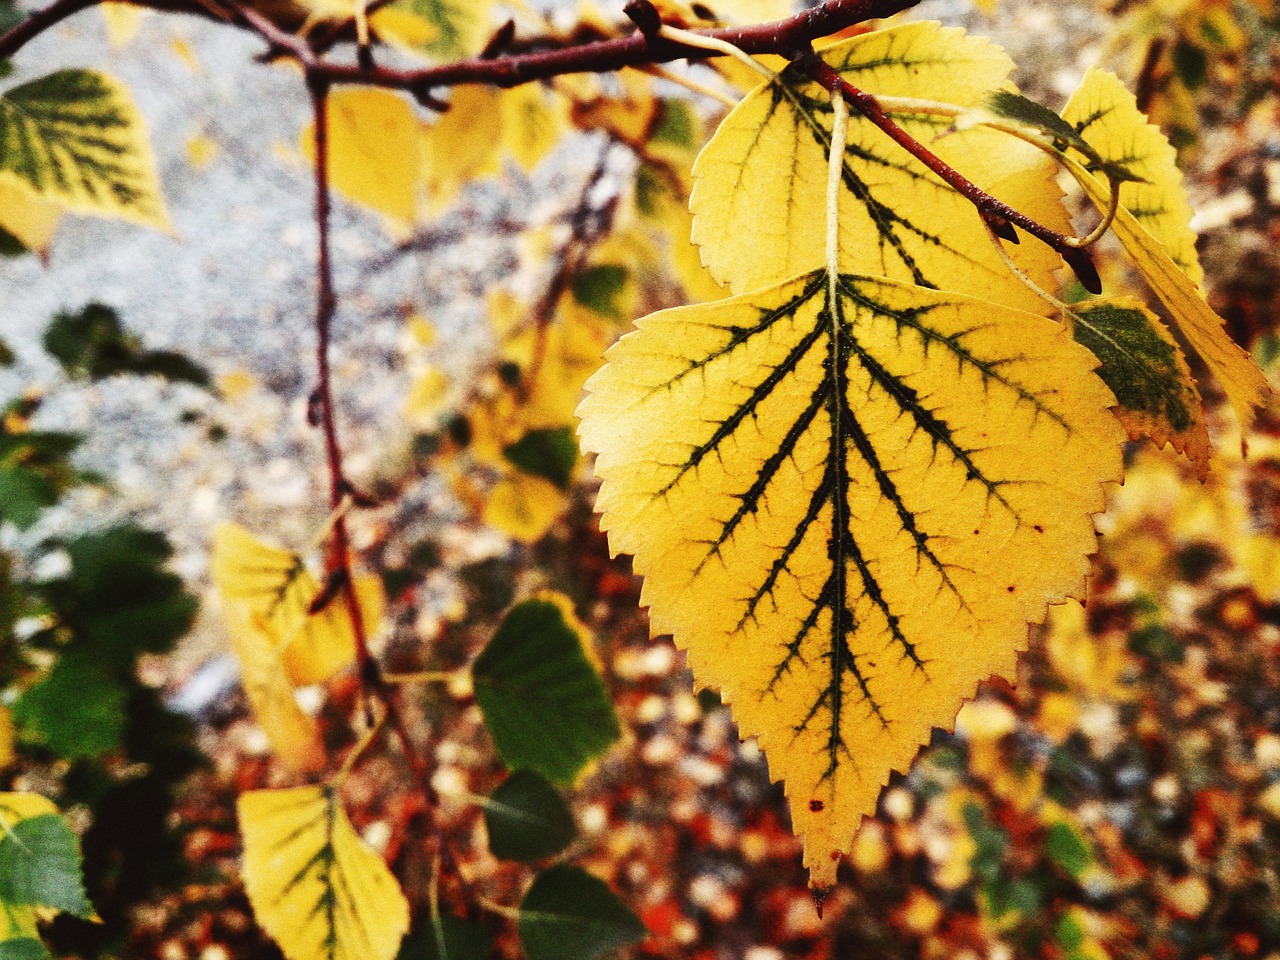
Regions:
[[578, 271, 1123, 887], [239, 786, 409, 960], [689, 21, 1071, 314]]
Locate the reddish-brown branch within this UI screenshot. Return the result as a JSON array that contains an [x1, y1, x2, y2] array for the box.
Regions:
[[0, 0, 101, 58], [799, 54, 1101, 292]]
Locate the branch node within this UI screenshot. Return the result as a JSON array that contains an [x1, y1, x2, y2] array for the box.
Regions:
[[411, 83, 450, 111], [624, 0, 663, 40], [1062, 246, 1102, 295], [982, 211, 1019, 244]]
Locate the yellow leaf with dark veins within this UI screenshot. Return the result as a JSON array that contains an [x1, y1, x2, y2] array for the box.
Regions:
[[578, 270, 1122, 888]]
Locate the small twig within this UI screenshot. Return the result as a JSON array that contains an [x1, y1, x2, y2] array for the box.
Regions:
[[0, 0, 101, 58], [799, 54, 1103, 293], [638, 63, 739, 109]]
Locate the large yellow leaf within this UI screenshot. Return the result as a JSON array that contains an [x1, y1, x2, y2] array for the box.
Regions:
[[1062, 68, 1202, 286], [239, 785, 410, 960], [301, 89, 420, 225], [578, 270, 1122, 887], [689, 22, 1070, 315], [212, 523, 383, 688]]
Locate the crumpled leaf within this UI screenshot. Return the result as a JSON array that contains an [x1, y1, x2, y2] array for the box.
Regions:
[[239, 785, 410, 960], [578, 270, 1123, 886], [689, 22, 1071, 315]]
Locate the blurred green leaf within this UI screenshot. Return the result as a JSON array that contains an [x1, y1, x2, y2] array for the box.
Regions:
[[12, 652, 126, 759], [0, 938, 49, 960], [518, 865, 645, 960], [483, 770, 577, 863], [473, 596, 621, 785], [0, 467, 56, 530], [503, 427, 578, 490], [571, 265, 628, 321], [1046, 821, 1092, 878], [397, 915, 493, 960], [44, 304, 210, 388]]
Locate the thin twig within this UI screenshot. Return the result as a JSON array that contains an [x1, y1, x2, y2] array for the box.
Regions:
[[0, 0, 101, 58]]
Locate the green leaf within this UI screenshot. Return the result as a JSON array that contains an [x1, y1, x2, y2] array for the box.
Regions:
[[1045, 821, 1092, 878], [472, 594, 621, 786], [503, 427, 579, 490], [0, 814, 93, 918], [518, 866, 645, 960], [650, 100, 696, 148], [1070, 297, 1210, 477], [483, 770, 577, 863], [571, 265, 629, 321], [0, 70, 167, 228], [12, 651, 126, 758], [0, 467, 56, 530], [0, 338, 12, 365], [397, 916, 493, 960], [0, 938, 48, 960], [44, 303, 211, 387]]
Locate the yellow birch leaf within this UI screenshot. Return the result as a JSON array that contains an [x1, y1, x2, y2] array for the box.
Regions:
[[419, 86, 503, 211], [0, 174, 63, 253], [368, 6, 441, 51], [101, 3, 146, 47], [690, 22, 1071, 315], [239, 785, 410, 960], [501, 84, 567, 173], [483, 472, 567, 543], [1069, 296, 1211, 477], [1062, 67, 1203, 286], [0, 70, 169, 230], [578, 270, 1122, 887], [211, 523, 382, 688], [1057, 73, 1270, 431], [301, 89, 419, 225], [405, 364, 450, 426], [393, 0, 492, 59], [221, 602, 326, 772]]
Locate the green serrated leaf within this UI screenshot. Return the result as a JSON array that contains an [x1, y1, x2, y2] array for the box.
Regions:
[[0, 814, 93, 918], [518, 866, 645, 960], [483, 770, 577, 863], [397, 915, 493, 960], [503, 427, 578, 490], [0, 70, 167, 228], [473, 595, 621, 786], [571, 265, 629, 321]]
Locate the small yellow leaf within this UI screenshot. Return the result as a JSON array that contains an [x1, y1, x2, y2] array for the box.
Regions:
[[0, 792, 58, 825], [239, 786, 410, 960], [420, 86, 503, 211], [368, 6, 441, 51], [0, 173, 63, 253], [404, 365, 450, 426], [690, 22, 1071, 315], [301, 89, 420, 224], [1062, 68, 1202, 285], [185, 132, 219, 170], [168, 36, 202, 73], [101, 3, 146, 47], [500, 84, 567, 172], [579, 270, 1123, 887], [484, 472, 567, 543]]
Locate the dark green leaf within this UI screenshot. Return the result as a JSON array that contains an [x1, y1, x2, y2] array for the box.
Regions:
[[44, 304, 210, 388], [397, 915, 493, 960], [0, 337, 13, 365], [519, 865, 645, 960], [473, 597, 621, 785], [484, 770, 577, 862], [12, 652, 127, 758], [503, 427, 578, 490], [571, 265, 628, 321], [0, 226, 24, 258], [1045, 821, 1092, 878], [650, 100, 695, 148], [0, 813, 93, 918], [0, 467, 56, 529]]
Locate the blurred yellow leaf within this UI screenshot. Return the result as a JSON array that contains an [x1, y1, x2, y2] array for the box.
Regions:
[[239, 786, 410, 960], [420, 86, 502, 211], [101, 3, 146, 47], [483, 472, 567, 543], [185, 132, 219, 171], [501, 84, 568, 172], [302, 89, 421, 225], [404, 365, 450, 427], [0, 174, 63, 253]]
